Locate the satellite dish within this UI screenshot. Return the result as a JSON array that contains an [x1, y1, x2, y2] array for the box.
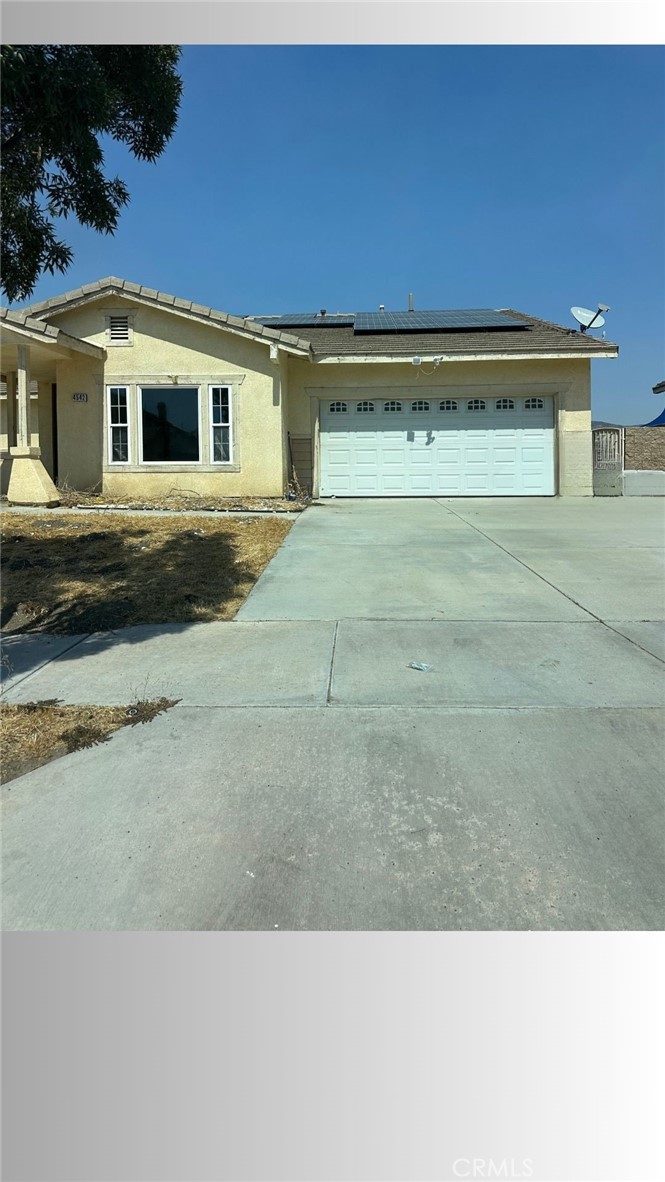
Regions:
[[571, 304, 610, 333]]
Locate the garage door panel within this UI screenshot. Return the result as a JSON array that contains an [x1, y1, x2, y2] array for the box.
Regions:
[[320, 397, 555, 496]]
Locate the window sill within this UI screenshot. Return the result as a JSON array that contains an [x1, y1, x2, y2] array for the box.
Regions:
[[104, 463, 241, 474]]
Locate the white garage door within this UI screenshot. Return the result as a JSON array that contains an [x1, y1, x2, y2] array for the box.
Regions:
[[319, 395, 555, 496]]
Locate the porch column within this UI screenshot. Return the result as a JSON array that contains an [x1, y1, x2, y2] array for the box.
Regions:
[[15, 345, 31, 448], [5, 371, 18, 448], [7, 343, 60, 507]]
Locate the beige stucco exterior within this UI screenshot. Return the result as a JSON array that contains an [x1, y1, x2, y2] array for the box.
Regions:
[[39, 297, 287, 497], [7, 288, 602, 499], [287, 355, 593, 497]]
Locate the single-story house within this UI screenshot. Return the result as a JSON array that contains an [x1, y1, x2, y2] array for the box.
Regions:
[[1, 278, 618, 505]]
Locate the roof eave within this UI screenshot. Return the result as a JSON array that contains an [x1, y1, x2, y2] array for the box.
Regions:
[[311, 348, 619, 364]]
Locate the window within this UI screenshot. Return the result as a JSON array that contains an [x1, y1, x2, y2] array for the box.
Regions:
[[355, 401, 375, 413], [140, 387, 200, 463], [384, 400, 402, 412], [467, 399, 486, 411], [210, 386, 232, 463], [329, 401, 348, 413], [108, 387, 129, 463], [439, 399, 458, 412], [411, 400, 430, 412], [105, 312, 133, 346], [525, 397, 544, 410], [495, 398, 515, 411]]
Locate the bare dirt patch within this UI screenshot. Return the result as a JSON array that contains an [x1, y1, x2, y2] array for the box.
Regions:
[[1, 697, 178, 784], [1, 511, 292, 635]]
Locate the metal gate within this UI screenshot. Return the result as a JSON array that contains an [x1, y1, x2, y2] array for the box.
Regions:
[[592, 427, 624, 496]]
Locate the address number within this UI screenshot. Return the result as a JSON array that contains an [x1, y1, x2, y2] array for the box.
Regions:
[[72, 393, 88, 402]]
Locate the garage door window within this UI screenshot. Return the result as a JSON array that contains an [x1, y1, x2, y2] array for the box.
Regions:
[[468, 399, 486, 411], [329, 401, 348, 413], [440, 399, 458, 412], [495, 398, 515, 410], [384, 401, 403, 412], [356, 401, 375, 413], [525, 398, 544, 410], [411, 400, 430, 412]]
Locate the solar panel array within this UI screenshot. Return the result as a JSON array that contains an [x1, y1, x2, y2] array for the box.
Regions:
[[251, 309, 531, 334], [354, 309, 530, 333]]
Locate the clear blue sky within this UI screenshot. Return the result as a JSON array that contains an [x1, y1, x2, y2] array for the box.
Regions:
[[23, 45, 665, 424]]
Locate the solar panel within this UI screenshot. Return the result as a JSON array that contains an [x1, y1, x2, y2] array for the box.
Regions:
[[353, 309, 530, 333], [252, 313, 355, 328]]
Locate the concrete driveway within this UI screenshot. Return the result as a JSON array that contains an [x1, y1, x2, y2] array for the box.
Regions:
[[2, 498, 664, 930]]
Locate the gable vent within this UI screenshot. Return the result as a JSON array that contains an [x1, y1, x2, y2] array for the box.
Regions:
[[109, 315, 130, 341]]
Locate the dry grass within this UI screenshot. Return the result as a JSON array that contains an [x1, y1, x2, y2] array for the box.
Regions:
[[1, 697, 178, 784], [55, 486, 309, 513], [1, 510, 292, 635]]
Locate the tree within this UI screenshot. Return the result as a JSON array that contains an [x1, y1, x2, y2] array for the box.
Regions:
[[1, 45, 183, 303]]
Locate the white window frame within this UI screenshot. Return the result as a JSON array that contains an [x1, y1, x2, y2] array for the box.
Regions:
[[495, 398, 515, 411], [329, 401, 348, 413], [137, 384, 202, 465], [104, 310, 135, 347], [439, 399, 458, 412], [107, 385, 130, 464], [411, 400, 430, 413], [209, 385, 233, 465], [383, 400, 403, 413], [355, 401, 376, 413], [467, 399, 486, 412], [525, 397, 545, 410]]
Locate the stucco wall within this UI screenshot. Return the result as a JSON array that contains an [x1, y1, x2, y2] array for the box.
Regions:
[[54, 357, 105, 491], [286, 355, 592, 496], [47, 298, 287, 496], [624, 426, 665, 471]]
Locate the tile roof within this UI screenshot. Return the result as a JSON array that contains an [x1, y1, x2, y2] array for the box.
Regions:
[[0, 307, 105, 355], [22, 277, 312, 353], [276, 309, 618, 358]]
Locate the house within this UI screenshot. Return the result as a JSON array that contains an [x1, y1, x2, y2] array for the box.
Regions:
[[0, 278, 619, 505]]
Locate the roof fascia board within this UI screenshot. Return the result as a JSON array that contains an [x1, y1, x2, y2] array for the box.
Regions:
[[31, 288, 311, 355], [311, 349, 619, 364]]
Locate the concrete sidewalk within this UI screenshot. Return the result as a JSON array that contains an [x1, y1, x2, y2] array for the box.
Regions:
[[2, 618, 663, 709]]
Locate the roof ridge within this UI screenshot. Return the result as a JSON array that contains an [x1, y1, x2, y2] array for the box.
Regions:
[[20, 277, 312, 353]]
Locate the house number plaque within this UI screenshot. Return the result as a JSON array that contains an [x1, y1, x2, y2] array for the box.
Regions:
[[72, 393, 88, 402]]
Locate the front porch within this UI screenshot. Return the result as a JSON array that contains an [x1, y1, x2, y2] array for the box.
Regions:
[[0, 310, 105, 506]]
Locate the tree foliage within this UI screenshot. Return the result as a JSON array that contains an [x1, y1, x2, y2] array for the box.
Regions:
[[1, 45, 183, 303]]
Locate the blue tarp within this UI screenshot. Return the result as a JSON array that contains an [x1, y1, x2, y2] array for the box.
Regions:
[[643, 406, 665, 426]]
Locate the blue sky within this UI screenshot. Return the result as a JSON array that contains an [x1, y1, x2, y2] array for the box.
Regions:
[[23, 45, 665, 424]]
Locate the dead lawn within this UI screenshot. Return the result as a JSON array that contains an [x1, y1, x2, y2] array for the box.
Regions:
[[56, 487, 309, 513], [1, 510, 292, 635], [1, 697, 178, 784]]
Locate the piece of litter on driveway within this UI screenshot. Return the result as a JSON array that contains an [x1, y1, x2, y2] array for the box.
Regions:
[[408, 661, 433, 672]]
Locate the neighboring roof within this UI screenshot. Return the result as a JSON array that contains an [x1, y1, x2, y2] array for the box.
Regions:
[[22, 277, 312, 355], [264, 308, 618, 359], [652, 379, 665, 395], [643, 407, 665, 426], [0, 307, 105, 358]]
